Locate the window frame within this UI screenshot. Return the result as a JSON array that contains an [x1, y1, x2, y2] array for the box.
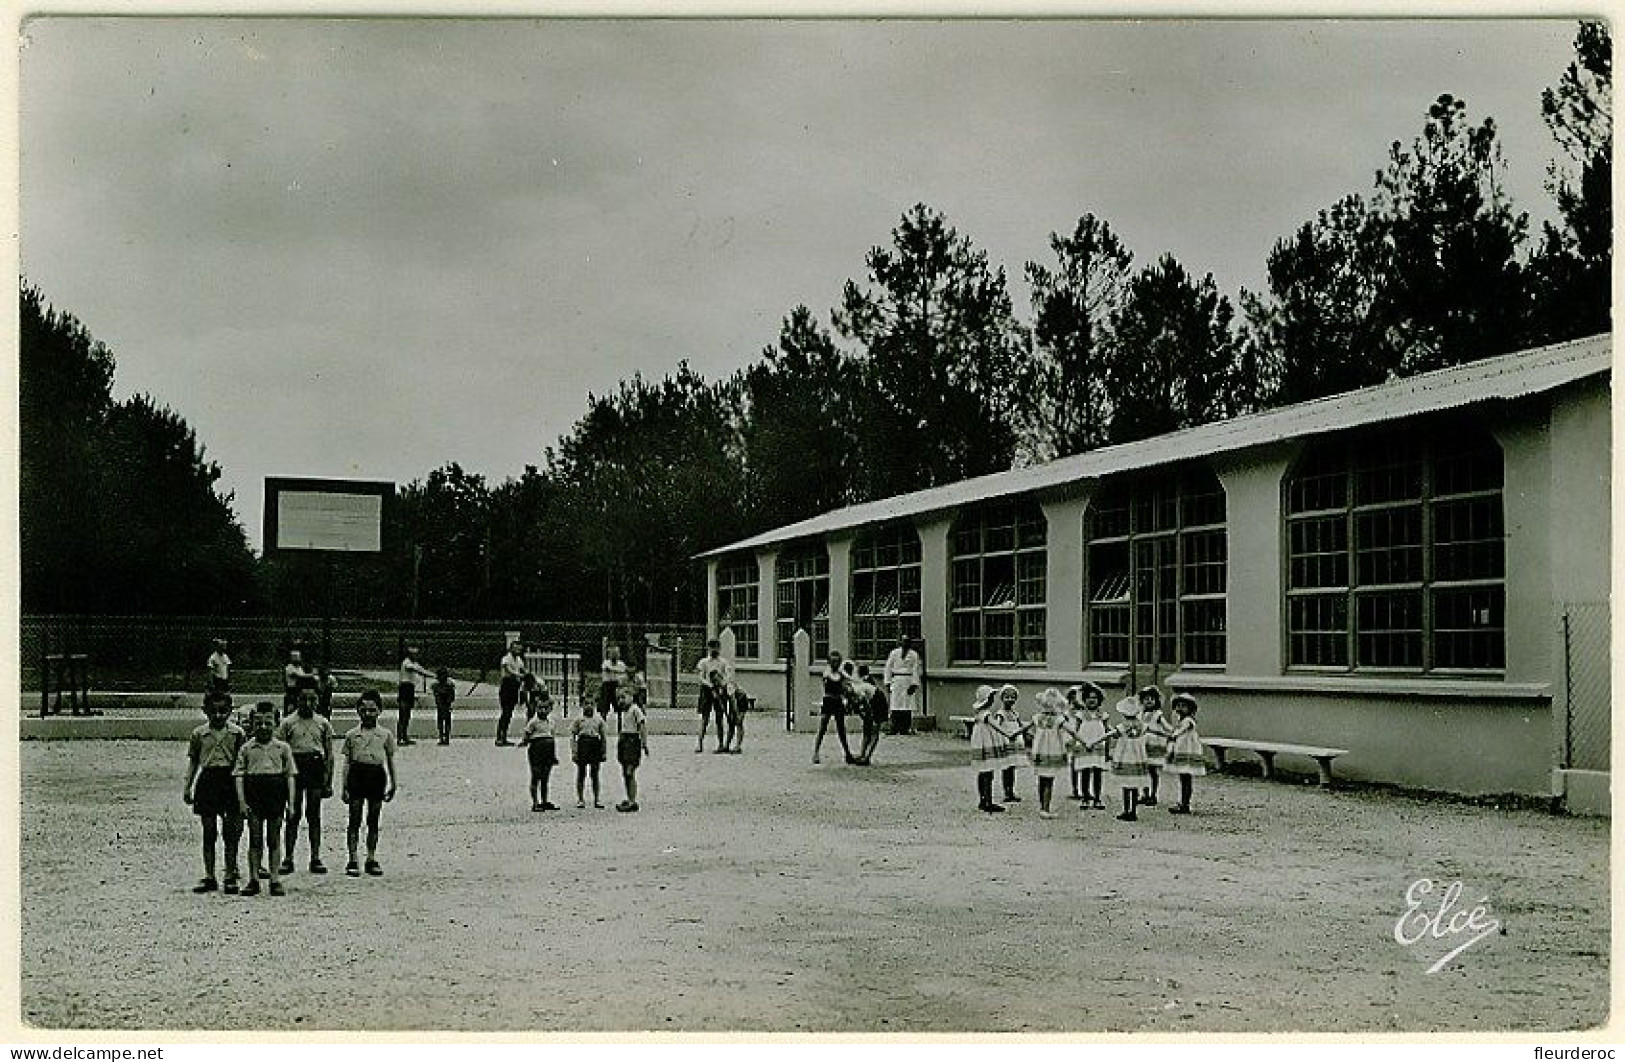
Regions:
[[949, 500, 1047, 666], [1084, 466, 1228, 671], [775, 544, 830, 663], [848, 522, 923, 663], [715, 556, 760, 660], [1283, 426, 1506, 675]]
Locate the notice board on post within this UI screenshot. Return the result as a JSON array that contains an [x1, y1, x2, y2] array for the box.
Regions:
[[263, 477, 393, 554]]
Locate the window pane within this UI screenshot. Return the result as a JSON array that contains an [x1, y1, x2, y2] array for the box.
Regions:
[[1355, 507, 1423, 585], [983, 610, 1015, 663], [1433, 496, 1505, 582], [1355, 447, 1425, 506], [1433, 586, 1505, 669], [1182, 529, 1227, 596], [1017, 553, 1046, 606], [1356, 590, 1423, 667], [1289, 516, 1349, 589], [1181, 599, 1226, 665], [1289, 594, 1348, 667], [952, 611, 981, 662]]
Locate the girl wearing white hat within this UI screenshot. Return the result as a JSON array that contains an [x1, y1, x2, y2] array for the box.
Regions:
[[1096, 694, 1150, 821], [1139, 686, 1171, 807], [1165, 692, 1207, 814], [967, 685, 1006, 812], [1027, 689, 1072, 818], [1069, 683, 1110, 810], [992, 685, 1027, 805]]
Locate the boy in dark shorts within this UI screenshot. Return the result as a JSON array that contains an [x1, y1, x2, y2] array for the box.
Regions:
[[432, 667, 457, 745], [854, 664, 888, 766], [233, 702, 296, 897], [341, 691, 398, 877], [276, 688, 335, 875], [184, 691, 246, 893], [696, 640, 731, 753], [615, 690, 649, 812], [519, 696, 559, 811], [315, 666, 337, 719]]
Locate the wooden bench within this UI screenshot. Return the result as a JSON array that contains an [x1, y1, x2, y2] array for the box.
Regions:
[[948, 715, 976, 739], [1204, 737, 1349, 787]]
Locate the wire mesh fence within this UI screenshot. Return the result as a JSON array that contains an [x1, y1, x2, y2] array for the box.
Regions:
[[1560, 601, 1610, 773], [22, 614, 706, 714]]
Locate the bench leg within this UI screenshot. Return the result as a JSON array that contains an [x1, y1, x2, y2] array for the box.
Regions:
[[1212, 747, 1228, 772], [1257, 751, 1275, 780], [1315, 757, 1335, 787]]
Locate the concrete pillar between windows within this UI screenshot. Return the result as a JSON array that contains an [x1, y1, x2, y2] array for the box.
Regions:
[[1212, 445, 1296, 677], [756, 550, 778, 664], [705, 559, 720, 642], [1040, 490, 1090, 672], [915, 513, 954, 671], [827, 534, 853, 660]]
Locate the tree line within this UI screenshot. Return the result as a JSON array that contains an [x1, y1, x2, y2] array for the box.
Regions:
[[19, 24, 1609, 624]]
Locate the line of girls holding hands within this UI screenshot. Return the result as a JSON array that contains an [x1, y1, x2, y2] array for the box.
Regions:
[[969, 680, 1206, 821]]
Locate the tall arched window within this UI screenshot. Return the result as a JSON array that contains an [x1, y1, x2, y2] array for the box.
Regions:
[[849, 522, 922, 662], [951, 500, 1046, 664], [1284, 423, 1504, 671], [775, 544, 829, 662], [715, 556, 759, 659], [1085, 466, 1226, 669]]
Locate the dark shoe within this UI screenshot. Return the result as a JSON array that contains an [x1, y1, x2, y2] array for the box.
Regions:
[[279, 859, 294, 875], [438, 738, 449, 746], [844, 753, 857, 764], [268, 881, 286, 897], [309, 860, 328, 874], [532, 803, 545, 812], [222, 875, 240, 894], [345, 861, 361, 877], [615, 801, 634, 812], [1116, 812, 1138, 822], [192, 877, 219, 894], [1003, 794, 1022, 803], [258, 868, 270, 880], [980, 801, 1005, 813], [364, 860, 382, 877], [496, 739, 513, 747], [1170, 805, 1191, 815], [1143, 796, 1159, 807], [540, 802, 559, 811], [240, 880, 261, 896], [593, 801, 604, 809]]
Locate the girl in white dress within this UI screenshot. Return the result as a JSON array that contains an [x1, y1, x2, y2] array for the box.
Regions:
[[1071, 682, 1110, 810], [992, 684, 1026, 805], [1164, 692, 1207, 815], [1026, 688, 1071, 819], [1096, 696, 1149, 822], [1140, 686, 1171, 807], [967, 685, 1006, 813]]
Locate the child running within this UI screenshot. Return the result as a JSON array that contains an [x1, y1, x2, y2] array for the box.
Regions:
[[1139, 686, 1170, 807], [1027, 688, 1073, 819], [341, 691, 398, 877], [615, 690, 649, 812], [1096, 695, 1149, 822], [233, 702, 296, 896], [853, 663, 888, 766], [183, 691, 246, 893], [967, 685, 1005, 812], [276, 688, 335, 875], [571, 700, 608, 809], [1164, 692, 1207, 815], [1070, 683, 1110, 810], [432, 666, 457, 745], [519, 695, 559, 811]]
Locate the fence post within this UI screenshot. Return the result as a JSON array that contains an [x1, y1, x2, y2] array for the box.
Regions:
[[784, 634, 795, 731], [1562, 608, 1574, 771], [670, 636, 681, 712]]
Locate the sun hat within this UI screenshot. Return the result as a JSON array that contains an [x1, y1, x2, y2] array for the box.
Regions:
[[1170, 691, 1198, 713], [1117, 697, 1142, 719], [1078, 681, 1105, 703], [973, 684, 997, 709]]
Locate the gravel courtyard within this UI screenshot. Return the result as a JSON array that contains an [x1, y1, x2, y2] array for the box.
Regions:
[[19, 725, 1609, 1033]]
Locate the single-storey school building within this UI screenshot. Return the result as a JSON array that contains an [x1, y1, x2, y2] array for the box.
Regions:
[[700, 335, 1612, 809]]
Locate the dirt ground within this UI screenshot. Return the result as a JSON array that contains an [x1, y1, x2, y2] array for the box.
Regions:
[[19, 725, 1610, 1033]]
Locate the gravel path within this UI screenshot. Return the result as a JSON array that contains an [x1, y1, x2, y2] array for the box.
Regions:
[[19, 729, 1609, 1032]]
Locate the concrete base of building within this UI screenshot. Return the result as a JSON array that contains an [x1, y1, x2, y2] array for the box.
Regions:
[[1553, 768, 1611, 817]]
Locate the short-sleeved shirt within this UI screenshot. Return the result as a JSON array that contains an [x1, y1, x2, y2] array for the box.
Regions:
[[571, 715, 607, 743], [284, 662, 308, 690], [234, 737, 296, 777], [601, 658, 627, 685], [522, 714, 555, 743], [399, 657, 425, 685], [207, 652, 231, 680], [432, 680, 456, 709], [276, 714, 335, 757], [343, 726, 395, 767], [622, 703, 647, 735], [501, 652, 527, 679], [699, 655, 733, 688], [190, 722, 245, 769]]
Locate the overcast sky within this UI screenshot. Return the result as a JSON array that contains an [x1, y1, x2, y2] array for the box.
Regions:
[[21, 17, 1582, 551]]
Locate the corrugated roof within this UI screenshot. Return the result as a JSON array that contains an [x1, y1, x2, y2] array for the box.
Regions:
[[700, 333, 1613, 559]]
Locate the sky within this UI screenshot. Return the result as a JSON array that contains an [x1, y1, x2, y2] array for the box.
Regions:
[[20, 17, 1584, 551]]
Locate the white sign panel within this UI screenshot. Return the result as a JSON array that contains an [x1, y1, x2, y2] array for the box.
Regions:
[[275, 490, 384, 552]]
